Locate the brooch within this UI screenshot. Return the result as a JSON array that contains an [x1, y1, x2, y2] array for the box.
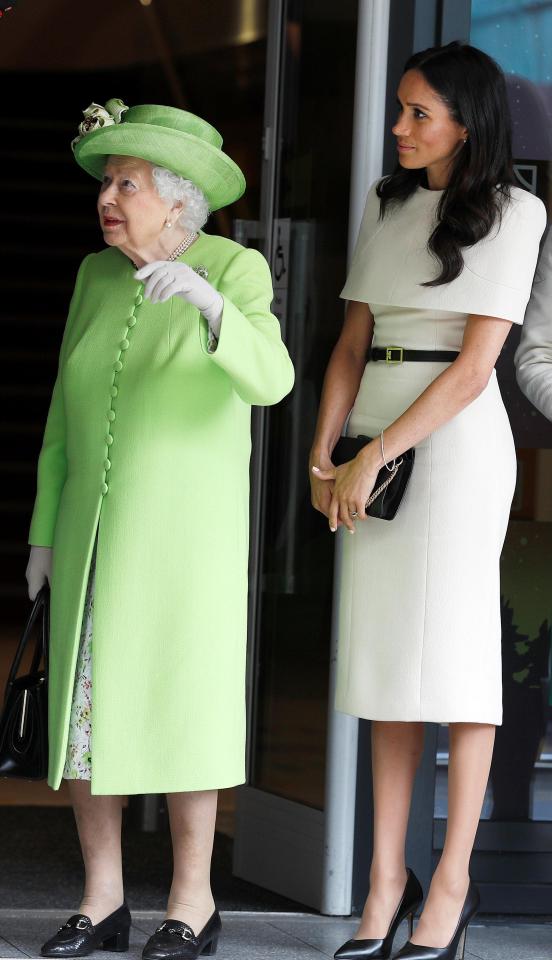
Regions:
[[194, 265, 209, 280]]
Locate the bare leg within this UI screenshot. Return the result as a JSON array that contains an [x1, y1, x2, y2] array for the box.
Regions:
[[356, 721, 425, 938], [67, 780, 125, 926], [411, 722, 495, 947], [165, 790, 218, 933]]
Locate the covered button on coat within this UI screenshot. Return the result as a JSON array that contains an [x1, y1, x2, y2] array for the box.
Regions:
[[29, 233, 295, 795]]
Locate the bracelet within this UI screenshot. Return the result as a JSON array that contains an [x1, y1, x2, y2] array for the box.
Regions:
[[380, 429, 397, 473]]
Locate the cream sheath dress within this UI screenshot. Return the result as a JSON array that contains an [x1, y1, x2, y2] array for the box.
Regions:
[[335, 182, 546, 725]]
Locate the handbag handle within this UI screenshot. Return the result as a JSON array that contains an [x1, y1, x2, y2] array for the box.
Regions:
[[4, 586, 49, 702]]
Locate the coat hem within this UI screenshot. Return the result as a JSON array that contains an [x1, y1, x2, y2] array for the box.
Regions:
[[48, 772, 247, 794], [335, 705, 502, 726]]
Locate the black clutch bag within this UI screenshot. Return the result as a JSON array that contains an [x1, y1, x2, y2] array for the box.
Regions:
[[0, 585, 49, 780], [332, 435, 415, 521]]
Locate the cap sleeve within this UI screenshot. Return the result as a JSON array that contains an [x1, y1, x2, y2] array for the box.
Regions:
[[459, 187, 547, 324], [339, 183, 547, 323]]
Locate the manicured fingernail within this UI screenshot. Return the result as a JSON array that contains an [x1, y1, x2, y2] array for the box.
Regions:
[[349, 528, 355, 534], [312, 466, 320, 472], [330, 526, 336, 532]]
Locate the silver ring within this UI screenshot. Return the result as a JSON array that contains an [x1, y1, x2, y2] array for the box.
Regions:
[[350, 510, 359, 518]]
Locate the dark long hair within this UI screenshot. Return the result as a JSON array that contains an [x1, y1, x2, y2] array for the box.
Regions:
[[377, 41, 515, 286]]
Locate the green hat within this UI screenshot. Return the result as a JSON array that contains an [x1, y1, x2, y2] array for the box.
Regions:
[[72, 99, 246, 212]]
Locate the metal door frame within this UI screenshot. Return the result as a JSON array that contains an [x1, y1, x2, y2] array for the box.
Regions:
[[233, 0, 393, 914]]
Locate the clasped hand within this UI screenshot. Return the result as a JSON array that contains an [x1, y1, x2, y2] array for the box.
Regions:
[[135, 260, 223, 331], [312, 456, 378, 533]]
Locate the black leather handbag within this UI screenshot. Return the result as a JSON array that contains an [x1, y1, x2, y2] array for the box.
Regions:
[[332, 435, 415, 521], [0, 585, 49, 779]]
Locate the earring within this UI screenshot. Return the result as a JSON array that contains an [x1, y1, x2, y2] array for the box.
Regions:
[[463, 137, 468, 143], [166, 220, 173, 228]]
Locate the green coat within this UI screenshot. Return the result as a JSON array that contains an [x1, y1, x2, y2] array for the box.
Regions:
[[29, 233, 294, 795]]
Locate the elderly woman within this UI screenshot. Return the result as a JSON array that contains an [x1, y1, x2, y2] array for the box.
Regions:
[[25, 100, 294, 960]]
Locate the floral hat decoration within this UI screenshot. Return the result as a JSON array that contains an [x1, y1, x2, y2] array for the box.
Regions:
[[71, 99, 246, 212]]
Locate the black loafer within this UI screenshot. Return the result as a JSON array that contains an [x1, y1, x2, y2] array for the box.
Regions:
[[142, 911, 221, 959], [40, 902, 131, 957]]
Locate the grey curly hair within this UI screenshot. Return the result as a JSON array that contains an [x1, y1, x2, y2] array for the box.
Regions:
[[152, 165, 210, 232]]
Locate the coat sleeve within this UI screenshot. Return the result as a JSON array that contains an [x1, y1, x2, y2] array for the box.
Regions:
[[515, 225, 552, 421], [206, 246, 295, 406], [28, 254, 93, 547]]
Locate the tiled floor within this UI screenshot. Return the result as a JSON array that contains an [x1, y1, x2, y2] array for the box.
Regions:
[[0, 912, 551, 960]]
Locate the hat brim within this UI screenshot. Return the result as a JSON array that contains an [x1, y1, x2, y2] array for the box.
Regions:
[[73, 123, 246, 211]]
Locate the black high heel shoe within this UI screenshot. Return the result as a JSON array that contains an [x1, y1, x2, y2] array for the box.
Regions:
[[40, 902, 131, 957], [142, 910, 221, 960], [392, 881, 480, 960], [334, 869, 423, 959]]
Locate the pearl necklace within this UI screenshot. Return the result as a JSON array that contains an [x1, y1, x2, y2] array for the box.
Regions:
[[131, 231, 198, 269], [166, 231, 198, 261]]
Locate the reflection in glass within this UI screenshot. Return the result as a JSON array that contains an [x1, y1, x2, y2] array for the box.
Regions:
[[251, 2, 358, 809]]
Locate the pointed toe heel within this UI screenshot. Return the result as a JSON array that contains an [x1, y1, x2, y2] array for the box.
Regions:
[[334, 869, 423, 959], [392, 881, 479, 960]]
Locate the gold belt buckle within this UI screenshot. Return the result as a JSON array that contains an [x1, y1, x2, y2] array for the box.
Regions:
[[385, 346, 404, 364]]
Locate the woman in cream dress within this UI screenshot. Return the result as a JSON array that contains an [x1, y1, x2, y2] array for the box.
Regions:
[[310, 43, 545, 960]]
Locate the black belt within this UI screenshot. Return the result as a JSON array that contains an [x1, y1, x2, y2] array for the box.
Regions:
[[371, 346, 459, 364]]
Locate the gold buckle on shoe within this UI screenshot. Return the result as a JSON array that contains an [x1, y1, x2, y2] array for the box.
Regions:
[[385, 346, 404, 364]]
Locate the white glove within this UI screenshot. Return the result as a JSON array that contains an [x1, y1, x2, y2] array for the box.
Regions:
[[135, 260, 224, 338], [26, 545, 53, 601]]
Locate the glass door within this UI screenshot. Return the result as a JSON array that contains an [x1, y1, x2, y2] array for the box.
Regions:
[[432, 0, 552, 914], [233, 0, 366, 911]]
